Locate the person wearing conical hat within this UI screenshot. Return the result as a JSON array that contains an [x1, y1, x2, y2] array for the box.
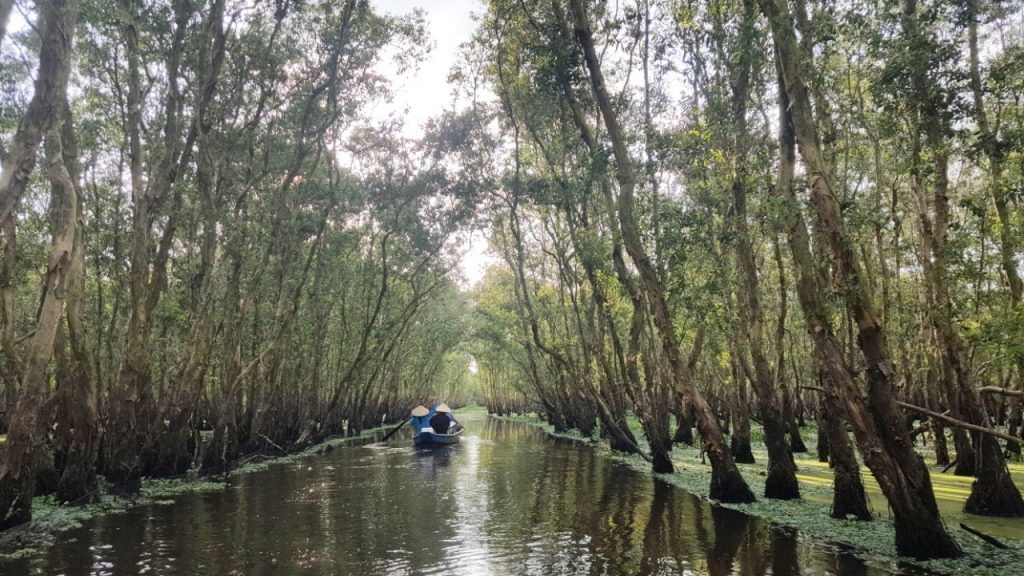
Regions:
[[410, 404, 433, 434], [429, 403, 452, 434], [430, 403, 461, 434]]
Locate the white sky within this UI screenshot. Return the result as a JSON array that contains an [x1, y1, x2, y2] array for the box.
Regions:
[[370, 0, 497, 288], [371, 0, 476, 134]]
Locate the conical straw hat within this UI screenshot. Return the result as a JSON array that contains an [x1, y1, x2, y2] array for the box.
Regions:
[[436, 403, 452, 413], [411, 405, 429, 417]]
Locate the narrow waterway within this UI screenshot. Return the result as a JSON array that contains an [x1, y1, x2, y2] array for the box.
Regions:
[[5, 414, 903, 575]]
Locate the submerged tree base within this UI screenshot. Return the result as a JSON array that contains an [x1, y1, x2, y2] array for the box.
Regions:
[[499, 413, 1024, 575], [730, 436, 755, 464], [831, 468, 873, 521], [763, 470, 801, 501], [964, 477, 1024, 518], [0, 423, 392, 561], [711, 470, 757, 503]]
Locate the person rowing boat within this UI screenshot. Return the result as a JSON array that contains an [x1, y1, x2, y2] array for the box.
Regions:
[[409, 402, 463, 445]]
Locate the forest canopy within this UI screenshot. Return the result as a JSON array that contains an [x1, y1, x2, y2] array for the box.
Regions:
[[1, 0, 1024, 564]]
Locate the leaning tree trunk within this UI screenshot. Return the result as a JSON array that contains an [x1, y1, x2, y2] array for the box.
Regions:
[[51, 99, 100, 503], [820, 368, 872, 521], [904, 0, 1024, 517], [727, 0, 797, 500], [569, 0, 753, 503], [1, 121, 77, 524], [563, 203, 645, 458], [0, 0, 78, 530], [148, 0, 227, 477], [638, 333, 676, 473], [761, 0, 960, 555]]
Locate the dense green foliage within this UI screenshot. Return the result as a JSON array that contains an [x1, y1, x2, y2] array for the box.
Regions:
[[0, 0, 476, 527], [462, 0, 1024, 560], [2, 0, 1024, 564]]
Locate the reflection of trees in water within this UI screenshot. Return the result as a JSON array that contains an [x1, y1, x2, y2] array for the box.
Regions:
[[481, 417, 878, 576], [482, 416, 555, 444], [690, 490, 747, 575], [588, 458, 649, 572], [21, 416, 882, 575], [820, 542, 871, 576], [737, 520, 773, 576], [769, 527, 801, 576], [640, 478, 686, 574], [705, 495, 753, 575]]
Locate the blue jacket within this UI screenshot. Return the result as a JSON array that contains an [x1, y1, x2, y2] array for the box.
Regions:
[[410, 406, 437, 432]]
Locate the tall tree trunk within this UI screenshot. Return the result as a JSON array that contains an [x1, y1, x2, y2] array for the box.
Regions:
[[782, 380, 808, 453], [0, 0, 75, 401], [496, 11, 652, 463], [820, 367, 872, 521], [728, 0, 797, 500], [51, 100, 100, 503], [730, 360, 755, 464], [0, 0, 79, 531], [815, 393, 830, 464], [964, 0, 1021, 305], [103, 0, 193, 490], [147, 0, 227, 477], [570, 0, 753, 502], [761, 0, 960, 555], [1, 211, 19, 429], [928, 385, 951, 467], [903, 0, 1024, 518]]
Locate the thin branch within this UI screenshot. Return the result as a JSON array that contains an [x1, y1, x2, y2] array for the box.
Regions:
[[256, 432, 287, 455], [802, 385, 1021, 444], [896, 400, 1021, 444], [978, 387, 1024, 398], [960, 523, 1008, 549]]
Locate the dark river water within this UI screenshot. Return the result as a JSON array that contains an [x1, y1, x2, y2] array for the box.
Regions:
[[3, 414, 896, 575]]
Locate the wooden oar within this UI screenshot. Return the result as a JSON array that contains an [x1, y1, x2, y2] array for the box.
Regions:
[[379, 418, 410, 442]]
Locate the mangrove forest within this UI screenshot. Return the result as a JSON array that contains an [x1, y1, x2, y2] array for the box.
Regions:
[[1, 0, 1024, 573]]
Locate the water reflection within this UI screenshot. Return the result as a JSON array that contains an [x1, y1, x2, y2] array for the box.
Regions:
[[3, 414, 894, 575]]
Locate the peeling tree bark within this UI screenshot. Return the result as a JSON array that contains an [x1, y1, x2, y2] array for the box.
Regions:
[[51, 99, 101, 504], [0, 0, 79, 531], [760, 0, 960, 556]]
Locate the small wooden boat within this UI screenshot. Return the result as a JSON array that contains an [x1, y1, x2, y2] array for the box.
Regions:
[[413, 427, 463, 445], [408, 403, 463, 446]]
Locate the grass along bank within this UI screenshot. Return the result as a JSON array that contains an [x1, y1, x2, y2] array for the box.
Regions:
[[0, 406, 490, 560], [494, 412, 1024, 576], [0, 422, 396, 561]]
